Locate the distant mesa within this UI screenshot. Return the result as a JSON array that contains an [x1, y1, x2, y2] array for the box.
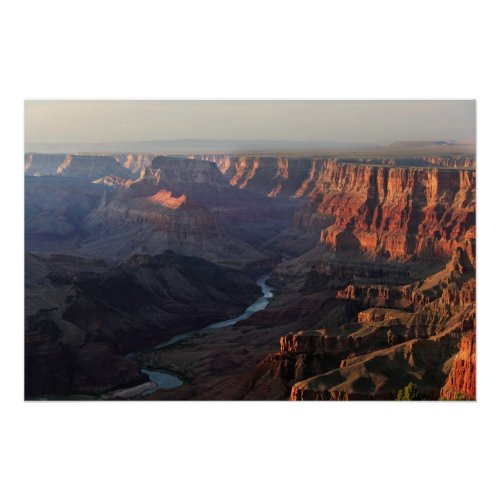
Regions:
[[56, 155, 132, 180], [24, 139, 380, 155], [25, 153, 152, 181], [388, 140, 471, 148]]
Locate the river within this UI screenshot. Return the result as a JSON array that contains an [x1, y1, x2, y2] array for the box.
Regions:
[[107, 273, 274, 398]]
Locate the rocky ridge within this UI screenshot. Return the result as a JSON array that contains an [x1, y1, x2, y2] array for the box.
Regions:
[[24, 153, 152, 179], [25, 251, 260, 398], [439, 332, 476, 400], [79, 156, 291, 268], [193, 155, 475, 262], [25, 176, 111, 253], [24, 154, 67, 176], [236, 239, 476, 400], [56, 155, 132, 180]]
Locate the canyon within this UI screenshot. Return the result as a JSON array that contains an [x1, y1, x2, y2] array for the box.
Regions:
[[24, 149, 476, 400]]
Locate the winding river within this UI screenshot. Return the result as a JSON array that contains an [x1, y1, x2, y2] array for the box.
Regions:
[[108, 274, 274, 398]]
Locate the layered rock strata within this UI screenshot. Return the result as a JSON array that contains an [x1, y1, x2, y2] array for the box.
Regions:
[[299, 162, 475, 261], [194, 156, 475, 262], [114, 153, 153, 175], [241, 240, 476, 400], [80, 156, 291, 268], [25, 153, 152, 178], [439, 332, 476, 400]]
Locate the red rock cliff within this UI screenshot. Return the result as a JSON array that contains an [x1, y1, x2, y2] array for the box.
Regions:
[[300, 162, 475, 261], [440, 332, 476, 400], [193, 155, 475, 262]]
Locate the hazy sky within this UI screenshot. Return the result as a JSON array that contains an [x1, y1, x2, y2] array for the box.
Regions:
[[25, 100, 476, 145]]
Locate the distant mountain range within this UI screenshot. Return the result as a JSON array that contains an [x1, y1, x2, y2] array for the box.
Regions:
[[388, 140, 473, 148], [25, 139, 476, 156], [25, 139, 380, 154]]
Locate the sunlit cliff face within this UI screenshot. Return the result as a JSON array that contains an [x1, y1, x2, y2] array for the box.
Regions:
[[147, 190, 187, 209]]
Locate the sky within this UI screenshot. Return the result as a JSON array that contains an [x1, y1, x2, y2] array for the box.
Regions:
[[24, 100, 476, 145]]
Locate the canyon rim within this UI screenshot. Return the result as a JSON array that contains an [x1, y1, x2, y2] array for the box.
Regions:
[[24, 100, 476, 401]]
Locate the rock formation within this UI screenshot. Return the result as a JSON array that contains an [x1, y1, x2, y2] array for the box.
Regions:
[[193, 154, 475, 197], [25, 251, 260, 398], [79, 156, 291, 268], [440, 332, 476, 400], [25, 176, 110, 253], [232, 238, 476, 401], [114, 153, 153, 175], [56, 155, 133, 180], [295, 162, 475, 261], [25, 153, 151, 178], [24, 153, 67, 176], [192, 155, 475, 262]]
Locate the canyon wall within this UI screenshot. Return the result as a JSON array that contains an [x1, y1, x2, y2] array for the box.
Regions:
[[57, 155, 133, 180], [194, 155, 313, 197], [25, 152, 475, 263], [239, 239, 476, 401], [305, 162, 475, 261], [24, 153, 150, 179], [25, 251, 260, 398], [114, 153, 153, 175], [194, 155, 475, 262], [25, 176, 111, 253], [80, 156, 291, 268], [194, 154, 474, 195], [439, 332, 476, 400], [24, 154, 67, 176]]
